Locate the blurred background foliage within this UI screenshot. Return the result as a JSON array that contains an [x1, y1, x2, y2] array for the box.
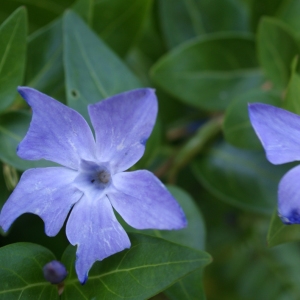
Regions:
[[2, 0, 300, 299]]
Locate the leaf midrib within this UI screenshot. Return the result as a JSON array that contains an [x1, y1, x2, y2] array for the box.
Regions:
[[66, 258, 209, 285]]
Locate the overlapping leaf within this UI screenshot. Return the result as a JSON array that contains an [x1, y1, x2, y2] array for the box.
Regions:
[[158, 0, 248, 49], [268, 210, 300, 247], [223, 89, 281, 149], [192, 141, 292, 213], [61, 233, 211, 300], [0, 7, 26, 112], [151, 33, 263, 111], [92, 0, 151, 57], [117, 185, 207, 299], [0, 243, 58, 299], [257, 17, 300, 89], [63, 11, 141, 121], [26, 19, 65, 102], [0, 0, 74, 32], [283, 67, 300, 114]]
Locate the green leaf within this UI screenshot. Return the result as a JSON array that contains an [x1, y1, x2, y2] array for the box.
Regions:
[[0, 163, 10, 210], [250, 0, 282, 29], [162, 186, 206, 300], [169, 117, 222, 181], [73, 0, 152, 57], [151, 33, 263, 111], [133, 119, 162, 170], [61, 233, 211, 300], [0, 0, 74, 33], [267, 210, 300, 247], [198, 0, 249, 34], [220, 236, 300, 299], [158, 0, 249, 49], [63, 11, 141, 121], [276, 0, 300, 33], [283, 68, 300, 114], [223, 89, 281, 149], [118, 186, 207, 299], [191, 141, 291, 213], [0, 7, 26, 112], [158, 0, 205, 49], [0, 110, 53, 170], [26, 19, 65, 103], [164, 270, 206, 300], [156, 185, 206, 250], [71, 0, 93, 23], [0, 243, 58, 299], [257, 17, 300, 89]]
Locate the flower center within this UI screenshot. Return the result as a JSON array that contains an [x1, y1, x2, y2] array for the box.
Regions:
[[74, 160, 113, 199], [98, 170, 111, 184]]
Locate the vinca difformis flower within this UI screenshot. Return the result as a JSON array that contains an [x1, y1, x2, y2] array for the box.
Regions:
[[249, 103, 300, 225], [0, 87, 187, 284]]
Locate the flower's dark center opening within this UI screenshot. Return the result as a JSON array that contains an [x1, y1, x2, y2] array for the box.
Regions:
[[98, 170, 111, 184]]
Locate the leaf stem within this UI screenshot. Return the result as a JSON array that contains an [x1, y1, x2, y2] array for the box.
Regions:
[[168, 115, 223, 183]]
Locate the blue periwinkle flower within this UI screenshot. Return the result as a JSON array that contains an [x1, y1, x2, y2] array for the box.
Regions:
[[0, 87, 187, 283], [43, 260, 68, 284], [249, 103, 300, 225]]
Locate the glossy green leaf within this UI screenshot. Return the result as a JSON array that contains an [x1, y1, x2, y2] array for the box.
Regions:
[[118, 185, 207, 299], [0, 0, 74, 33], [223, 89, 281, 149], [63, 11, 141, 121], [267, 210, 300, 247], [133, 119, 162, 170], [250, 0, 282, 29], [71, 0, 93, 24], [0, 111, 53, 170], [151, 33, 263, 111], [0, 243, 58, 299], [276, 0, 300, 33], [191, 141, 291, 213], [61, 233, 211, 300], [0, 163, 10, 210], [133, 8, 166, 65], [158, 0, 205, 49], [283, 70, 300, 114], [199, 0, 249, 33], [162, 186, 206, 300], [0, 7, 26, 112], [220, 236, 300, 299], [159, 0, 249, 49], [257, 17, 300, 89], [164, 270, 205, 300], [26, 19, 65, 103], [73, 0, 152, 57], [158, 185, 205, 249]]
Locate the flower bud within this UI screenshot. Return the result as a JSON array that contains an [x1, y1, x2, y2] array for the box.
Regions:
[[43, 260, 68, 284]]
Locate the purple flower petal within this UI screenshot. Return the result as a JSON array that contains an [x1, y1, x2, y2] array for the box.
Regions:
[[278, 165, 300, 224], [0, 167, 82, 236], [109, 170, 187, 230], [66, 195, 130, 284], [249, 103, 300, 164], [18, 87, 96, 170], [88, 89, 158, 173]]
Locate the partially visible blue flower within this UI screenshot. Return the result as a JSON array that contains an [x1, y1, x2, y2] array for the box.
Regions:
[[249, 103, 300, 225], [43, 260, 68, 284], [0, 87, 187, 284]]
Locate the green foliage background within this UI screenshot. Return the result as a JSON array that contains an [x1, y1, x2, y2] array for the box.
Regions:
[[1, 0, 300, 299]]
